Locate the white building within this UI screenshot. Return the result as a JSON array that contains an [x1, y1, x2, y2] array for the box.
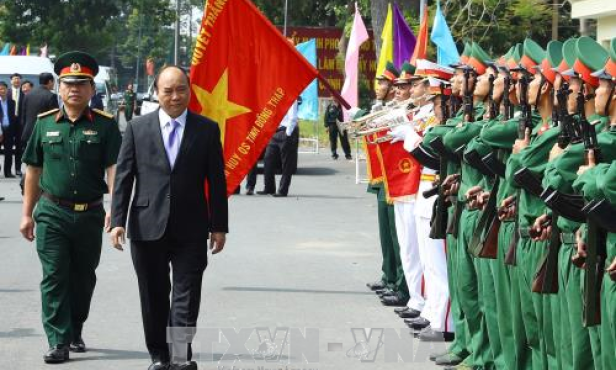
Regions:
[[570, 0, 616, 48]]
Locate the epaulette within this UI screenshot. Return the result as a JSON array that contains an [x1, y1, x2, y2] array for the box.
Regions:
[[37, 108, 60, 118], [92, 109, 114, 119]]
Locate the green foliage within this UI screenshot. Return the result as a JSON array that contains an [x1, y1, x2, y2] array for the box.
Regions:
[[117, 1, 176, 69], [438, 0, 580, 57], [0, 0, 125, 60]]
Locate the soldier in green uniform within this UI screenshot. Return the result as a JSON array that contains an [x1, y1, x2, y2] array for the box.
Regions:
[[572, 40, 616, 369], [532, 37, 610, 370], [422, 42, 473, 368], [19, 51, 122, 364], [439, 43, 492, 370], [123, 83, 137, 122]]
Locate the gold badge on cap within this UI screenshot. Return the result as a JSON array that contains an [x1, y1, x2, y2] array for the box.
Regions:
[[70, 63, 82, 73]]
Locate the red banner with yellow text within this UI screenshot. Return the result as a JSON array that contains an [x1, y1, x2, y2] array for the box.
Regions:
[[190, 0, 318, 196], [376, 139, 421, 202]]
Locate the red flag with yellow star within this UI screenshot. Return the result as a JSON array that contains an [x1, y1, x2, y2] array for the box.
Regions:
[[189, 0, 318, 196]]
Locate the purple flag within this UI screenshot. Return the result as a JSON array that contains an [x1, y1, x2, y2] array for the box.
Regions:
[[393, 3, 416, 68]]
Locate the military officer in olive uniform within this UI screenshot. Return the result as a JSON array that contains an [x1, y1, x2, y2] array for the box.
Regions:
[[124, 83, 137, 122], [20, 51, 122, 364]]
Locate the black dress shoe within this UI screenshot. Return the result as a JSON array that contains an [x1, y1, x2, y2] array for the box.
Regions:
[[366, 280, 386, 291], [405, 317, 430, 330], [245, 188, 255, 196], [272, 193, 287, 197], [393, 306, 409, 314], [331, 153, 339, 160], [170, 361, 197, 370], [345, 154, 353, 160], [5, 174, 15, 178], [148, 361, 170, 370], [381, 295, 407, 307], [429, 349, 449, 361], [16, 171, 22, 177], [398, 308, 421, 319], [377, 289, 396, 298], [419, 328, 455, 342], [69, 336, 86, 352], [44, 345, 69, 364], [256, 190, 274, 195]]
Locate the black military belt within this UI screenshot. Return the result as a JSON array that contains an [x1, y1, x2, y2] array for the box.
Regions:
[[42, 192, 103, 212]]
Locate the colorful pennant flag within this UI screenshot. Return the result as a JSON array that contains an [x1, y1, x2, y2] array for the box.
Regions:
[[393, 3, 416, 69], [430, 1, 460, 66], [295, 39, 318, 121], [375, 4, 394, 85], [411, 4, 429, 64], [341, 2, 369, 120]]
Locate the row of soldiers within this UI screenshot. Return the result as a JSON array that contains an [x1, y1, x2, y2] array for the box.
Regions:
[[353, 36, 616, 370]]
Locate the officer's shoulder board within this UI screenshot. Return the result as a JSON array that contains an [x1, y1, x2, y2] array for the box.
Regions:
[[37, 108, 60, 118], [92, 109, 114, 119]]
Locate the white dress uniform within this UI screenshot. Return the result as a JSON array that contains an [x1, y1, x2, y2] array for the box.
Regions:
[[400, 102, 453, 333]]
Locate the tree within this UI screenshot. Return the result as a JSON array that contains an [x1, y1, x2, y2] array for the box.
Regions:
[[0, 0, 126, 60]]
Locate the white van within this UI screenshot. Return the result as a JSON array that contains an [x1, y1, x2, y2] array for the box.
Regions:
[[0, 55, 55, 87]]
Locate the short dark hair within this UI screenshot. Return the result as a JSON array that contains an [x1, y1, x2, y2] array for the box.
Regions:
[[154, 65, 190, 92], [22, 80, 34, 88], [11, 73, 22, 79], [39, 72, 54, 85], [0, 81, 8, 88]]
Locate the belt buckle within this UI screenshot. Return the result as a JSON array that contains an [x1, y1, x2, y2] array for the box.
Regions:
[[74, 203, 88, 212]]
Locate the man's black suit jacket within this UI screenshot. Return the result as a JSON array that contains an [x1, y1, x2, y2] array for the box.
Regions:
[[0, 98, 17, 130], [21, 86, 59, 144], [111, 109, 228, 242]]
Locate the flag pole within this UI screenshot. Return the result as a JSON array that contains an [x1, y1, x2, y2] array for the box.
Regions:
[[317, 74, 351, 110]]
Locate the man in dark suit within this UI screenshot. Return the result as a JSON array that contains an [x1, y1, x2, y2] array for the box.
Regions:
[[0, 81, 18, 178], [109, 66, 228, 370], [21, 73, 58, 145], [9, 73, 25, 175], [19, 73, 58, 193]]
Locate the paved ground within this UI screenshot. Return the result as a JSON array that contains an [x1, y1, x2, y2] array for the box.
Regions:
[[0, 151, 446, 370]]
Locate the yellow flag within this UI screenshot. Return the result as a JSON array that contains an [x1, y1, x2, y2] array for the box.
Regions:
[[26, 44, 30, 55], [375, 3, 393, 88]]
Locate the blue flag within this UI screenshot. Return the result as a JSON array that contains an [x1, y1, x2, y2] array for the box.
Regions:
[[296, 39, 318, 121], [430, 1, 459, 66], [0, 43, 10, 55]]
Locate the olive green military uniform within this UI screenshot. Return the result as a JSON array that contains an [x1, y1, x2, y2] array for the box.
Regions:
[[421, 105, 470, 364], [123, 89, 136, 121], [22, 107, 122, 346], [442, 101, 495, 369]]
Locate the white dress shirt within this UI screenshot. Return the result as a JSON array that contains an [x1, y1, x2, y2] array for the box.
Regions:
[[279, 101, 299, 136]]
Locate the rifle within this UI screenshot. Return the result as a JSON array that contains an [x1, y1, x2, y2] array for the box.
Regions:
[[582, 199, 607, 326], [440, 83, 450, 122], [488, 74, 497, 120], [503, 75, 513, 120], [556, 81, 572, 148], [518, 74, 532, 139], [505, 73, 533, 266], [463, 68, 475, 123], [531, 212, 561, 294]]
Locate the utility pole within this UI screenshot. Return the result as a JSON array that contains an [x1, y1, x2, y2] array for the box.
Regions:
[[135, 3, 144, 91], [174, 0, 181, 65], [552, 1, 559, 40], [283, 0, 289, 36]]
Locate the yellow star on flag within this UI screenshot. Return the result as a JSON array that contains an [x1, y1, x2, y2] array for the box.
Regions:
[[192, 68, 251, 144]]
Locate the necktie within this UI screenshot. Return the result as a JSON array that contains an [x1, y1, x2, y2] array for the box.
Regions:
[[165, 119, 180, 169]]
